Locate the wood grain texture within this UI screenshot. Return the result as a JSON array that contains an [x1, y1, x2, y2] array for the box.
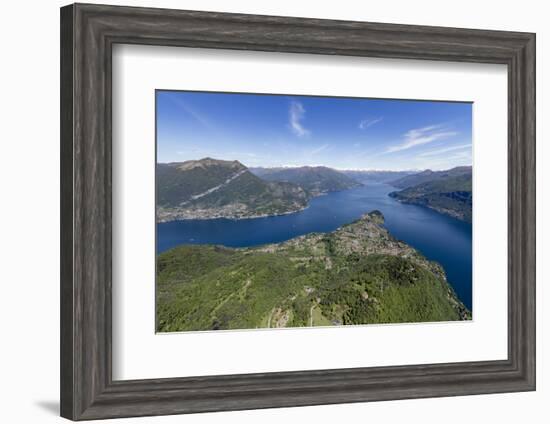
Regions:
[[60, 4, 74, 419], [60, 3, 536, 420]]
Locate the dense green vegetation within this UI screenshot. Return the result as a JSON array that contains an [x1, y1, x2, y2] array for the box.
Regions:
[[389, 166, 472, 222], [156, 211, 470, 332], [250, 165, 362, 195]]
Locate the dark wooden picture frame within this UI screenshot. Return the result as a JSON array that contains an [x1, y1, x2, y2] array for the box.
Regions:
[[60, 3, 536, 420]]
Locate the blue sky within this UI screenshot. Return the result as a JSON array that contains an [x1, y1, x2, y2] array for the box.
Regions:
[[156, 90, 472, 171]]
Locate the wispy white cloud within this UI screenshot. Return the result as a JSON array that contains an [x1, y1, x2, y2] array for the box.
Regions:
[[168, 95, 212, 128], [289, 101, 310, 137], [419, 143, 471, 157], [359, 117, 383, 130], [309, 143, 329, 155], [385, 124, 458, 154]]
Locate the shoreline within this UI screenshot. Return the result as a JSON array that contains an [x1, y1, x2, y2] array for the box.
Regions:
[[156, 211, 471, 332], [157, 203, 311, 223], [390, 197, 471, 223], [156, 190, 340, 223]]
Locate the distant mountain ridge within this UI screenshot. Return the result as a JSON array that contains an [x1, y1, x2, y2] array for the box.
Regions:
[[157, 158, 472, 223], [390, 166, 472, 189], [250, 166, 362, 196], [341, 170, 415, 184], [389, 166, 472, 222], [157, 158, 309, 221]]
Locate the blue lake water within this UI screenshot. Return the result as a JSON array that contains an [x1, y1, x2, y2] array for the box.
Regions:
[[157, 184, 472, 310]]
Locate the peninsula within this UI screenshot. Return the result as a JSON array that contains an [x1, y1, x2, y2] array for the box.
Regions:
[[157, 211, 470, 332]]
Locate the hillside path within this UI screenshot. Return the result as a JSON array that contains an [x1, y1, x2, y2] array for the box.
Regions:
[[180, 169, 247, 205]]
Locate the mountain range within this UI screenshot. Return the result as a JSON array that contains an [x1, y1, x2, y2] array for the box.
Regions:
[[157, 158, 310, 221], [250, 166, 362, 196], [157, 158, 472, 223], [389, 166, 472, 222], [157, 159, 361, 221], [156, 211, 470, 332], [341, 170, 415, 184], [390, 166, 472, 189]]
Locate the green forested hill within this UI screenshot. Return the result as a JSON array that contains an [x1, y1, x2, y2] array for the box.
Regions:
[[157, 158, 246, 205], [157, 158, 309, 221], [156, 211, 470, 332], [250, 166, 362, 195], [389, 167, 472, 222]]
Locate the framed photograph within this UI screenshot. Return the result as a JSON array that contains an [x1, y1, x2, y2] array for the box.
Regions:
[[60, 3, 535, 420]]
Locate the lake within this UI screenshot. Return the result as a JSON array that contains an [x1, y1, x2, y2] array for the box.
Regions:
[[157, 183, 472, 310]]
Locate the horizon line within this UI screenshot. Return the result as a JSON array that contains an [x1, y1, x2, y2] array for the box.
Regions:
[[157, 157, 472, 173]]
